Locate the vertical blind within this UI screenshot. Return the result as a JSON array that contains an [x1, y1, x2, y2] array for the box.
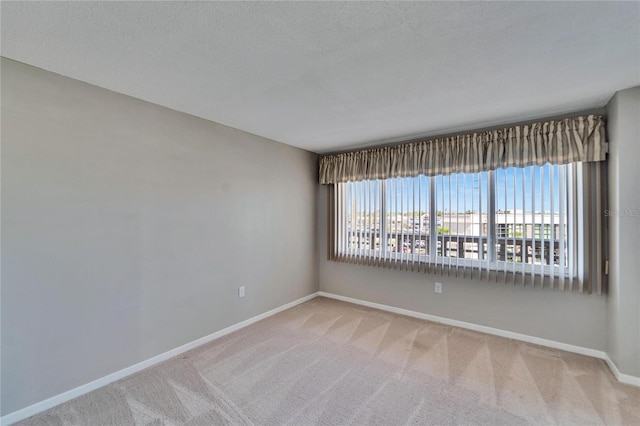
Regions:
[[328, 162, 607, 293]]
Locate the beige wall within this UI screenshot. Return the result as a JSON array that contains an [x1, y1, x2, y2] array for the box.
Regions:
[[1, 58, 318, 415], [317, 185, 608, 353], [606, 87, 640, 377]]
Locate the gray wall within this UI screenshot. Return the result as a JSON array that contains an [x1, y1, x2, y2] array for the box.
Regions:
[[317, 185, 607, 352], [605, 87, 640, 378], [1, 58, 318, 415]]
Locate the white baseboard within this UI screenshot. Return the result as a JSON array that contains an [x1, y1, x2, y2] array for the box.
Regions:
[[4, 290, 637, 425], [1, 292, 319, 426], [603, 353, 640, 387], [318, 291, 640, 387]]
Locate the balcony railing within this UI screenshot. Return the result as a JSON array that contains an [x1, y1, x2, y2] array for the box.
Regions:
[[344, 230, 565, 267]]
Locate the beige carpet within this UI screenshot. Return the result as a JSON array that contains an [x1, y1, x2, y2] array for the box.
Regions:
[[17, 297, 640, 425]]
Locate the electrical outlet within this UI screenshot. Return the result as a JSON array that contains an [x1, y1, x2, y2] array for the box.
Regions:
[[435, 282, 443, 294], [238, 286, 245, 298]]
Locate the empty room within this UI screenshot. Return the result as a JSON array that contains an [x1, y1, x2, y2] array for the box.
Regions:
[[1, 1, 639, 425]]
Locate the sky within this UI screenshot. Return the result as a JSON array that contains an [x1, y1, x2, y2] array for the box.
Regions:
[[346, 164, 570, 216]]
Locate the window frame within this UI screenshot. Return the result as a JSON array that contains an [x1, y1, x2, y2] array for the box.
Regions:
[[334, 165, 575, 278]]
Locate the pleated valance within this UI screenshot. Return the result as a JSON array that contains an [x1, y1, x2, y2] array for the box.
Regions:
[[319, 115, 607, 184]]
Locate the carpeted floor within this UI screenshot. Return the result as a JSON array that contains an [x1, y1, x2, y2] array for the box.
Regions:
[[17, 297, 640, 425]]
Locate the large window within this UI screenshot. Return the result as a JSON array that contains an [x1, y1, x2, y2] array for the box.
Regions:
[[333, 164, 577, 279], [322, 114, 607, 293]]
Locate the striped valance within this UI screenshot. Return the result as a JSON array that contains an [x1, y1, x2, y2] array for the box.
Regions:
[[319, 115, 607, 184]]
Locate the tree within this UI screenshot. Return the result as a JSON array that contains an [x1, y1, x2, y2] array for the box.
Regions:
[[437, 226, 450, 235]]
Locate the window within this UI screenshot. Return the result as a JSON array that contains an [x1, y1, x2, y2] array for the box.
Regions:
[[332, 164, 578, 280], [322, 114, 608, 293]]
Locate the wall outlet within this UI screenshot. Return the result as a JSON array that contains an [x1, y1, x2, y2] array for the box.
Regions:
[[435, 282, 443, 294], [238, 286, 245, 298]]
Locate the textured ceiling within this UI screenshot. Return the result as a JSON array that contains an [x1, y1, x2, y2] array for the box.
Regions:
[[2, 2, 639, 153]]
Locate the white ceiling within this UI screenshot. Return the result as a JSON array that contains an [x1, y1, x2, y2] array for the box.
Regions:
[[2, 2, 639, 153]]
